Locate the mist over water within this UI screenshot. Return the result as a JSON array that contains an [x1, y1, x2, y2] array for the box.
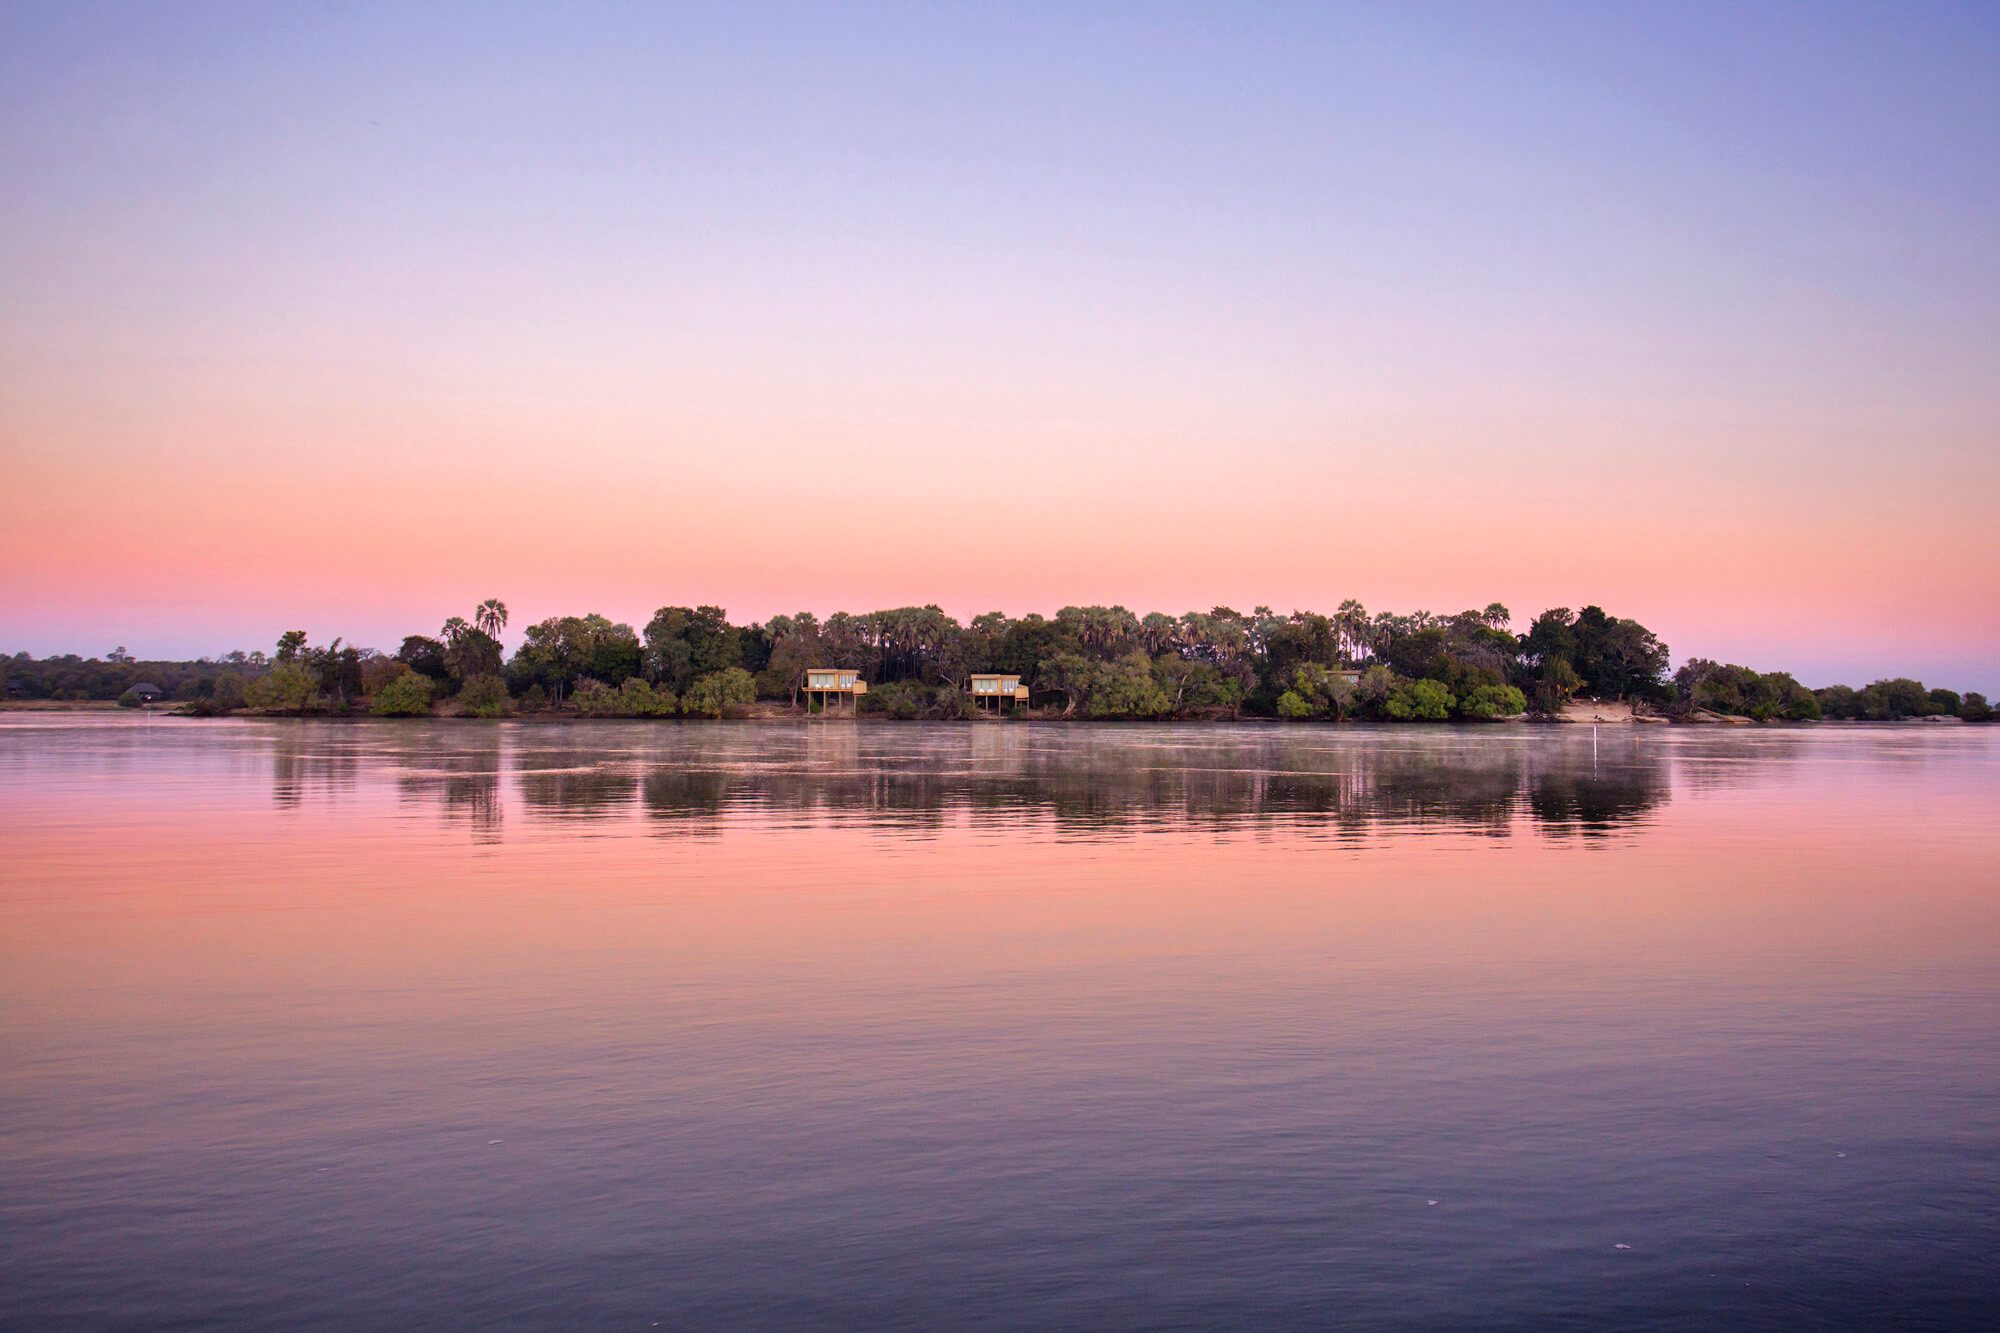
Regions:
[[3, 717, 1996, 1327]]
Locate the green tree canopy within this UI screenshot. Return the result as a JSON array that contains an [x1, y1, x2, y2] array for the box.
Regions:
[[1457, 683, 1527, 720], [644, 606, 741, 691], [1386, 678, 1456, 721], [681, 667, 755, 718], [371, 673, 434, 717]]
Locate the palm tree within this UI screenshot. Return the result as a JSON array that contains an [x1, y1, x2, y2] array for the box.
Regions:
[[476, 599, 509, 640], [440, 616, 470, 646], [1334, 600, 1370, 665]]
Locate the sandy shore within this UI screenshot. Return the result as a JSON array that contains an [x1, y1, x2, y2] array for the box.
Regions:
[[1552, 699, 1668, 724]]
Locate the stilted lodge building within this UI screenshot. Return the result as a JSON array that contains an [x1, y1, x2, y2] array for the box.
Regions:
[[804, 669, 867, 713], [968, 674, 1030, 710]]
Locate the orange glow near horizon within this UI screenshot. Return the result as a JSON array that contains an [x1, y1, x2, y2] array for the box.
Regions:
[[4, 373, 1996, 686]]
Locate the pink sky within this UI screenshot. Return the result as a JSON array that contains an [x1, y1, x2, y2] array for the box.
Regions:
[[3, 3, 1996, 688]]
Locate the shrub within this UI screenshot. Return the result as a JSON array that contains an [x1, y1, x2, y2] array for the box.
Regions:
[[617, 677, 677, 717], [371, 672, 434, 717], [1776, 678, 1821, 721], [1351, 664, 1401, 720], [859, 680, 923, 718], [454, 673, 511, 718], [572, 678, 675, 717], [1274, 664, 1356, 721], [361, 656, 411, 697], [1457, 683, 1527, 720], [1529, 656, 1582, 717], [186, 671, 247, 716], [936, 684, 978, 719], [1857, 678, 1933, 720], [245, 662, 322, 712], [572, 679, 619, 716], [681, 667, 755, 718], [859, 680, 978, 719], [210, 670, 247, 713], [1082, 652, 1172, 718], [116, 688, 144, 708], [1386, 678, 1455, 721]]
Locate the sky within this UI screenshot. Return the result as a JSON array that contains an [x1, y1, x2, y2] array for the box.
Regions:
[[2, 1, 1996, 688]]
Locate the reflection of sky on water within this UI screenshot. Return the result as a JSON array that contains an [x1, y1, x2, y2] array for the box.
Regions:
[[3, 715, 1997, 1328]]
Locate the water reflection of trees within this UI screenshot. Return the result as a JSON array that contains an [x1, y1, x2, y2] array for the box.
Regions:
[[269, 729, 360, 808], [515, 746, 640, 820], [269, 722, 1676, 840], [641, 766, 730, 835], [475, 726, 1672, 841], [1524, 741, 1669, 838], [394, 733, 505, 842]]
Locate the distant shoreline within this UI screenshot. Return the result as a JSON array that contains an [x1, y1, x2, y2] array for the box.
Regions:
[[2, 699, 1984, 728], [10, 601, 1991, 725]]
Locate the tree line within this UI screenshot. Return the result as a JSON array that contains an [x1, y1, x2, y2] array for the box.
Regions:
[[5, 599, 1992, 723]]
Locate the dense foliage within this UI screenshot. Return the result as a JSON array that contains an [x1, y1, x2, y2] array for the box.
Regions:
[[7, 599, 1991, 724], [370, 671, 434, 717], [5, 647, 258, 705]]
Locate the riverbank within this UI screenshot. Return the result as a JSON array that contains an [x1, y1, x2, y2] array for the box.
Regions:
[[9, 696, 1992, 728], [1554, 699, 1658, 724]]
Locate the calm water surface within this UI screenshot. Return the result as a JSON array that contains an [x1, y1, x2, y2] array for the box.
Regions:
[[2, 716, 1996, 1328]]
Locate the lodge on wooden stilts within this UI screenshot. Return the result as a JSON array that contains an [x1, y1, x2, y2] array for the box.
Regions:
[[804, 668, 866, 714], [968, 674, 1030, 712]]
